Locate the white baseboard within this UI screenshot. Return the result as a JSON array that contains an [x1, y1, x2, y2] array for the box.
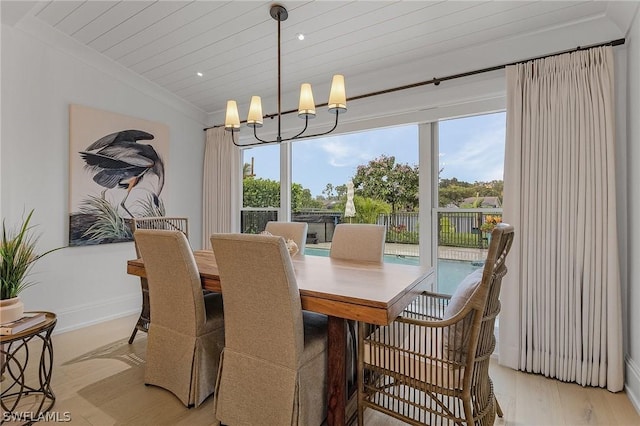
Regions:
[[52, 294, 140, 334], [626, 356, 640, 415]]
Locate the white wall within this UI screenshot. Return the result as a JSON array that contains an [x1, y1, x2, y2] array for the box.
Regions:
[[625, 7, 640, 412], [1, 21, 207, 332]]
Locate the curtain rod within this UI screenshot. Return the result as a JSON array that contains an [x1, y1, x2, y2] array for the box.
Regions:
[[203, 37, 625, 131]]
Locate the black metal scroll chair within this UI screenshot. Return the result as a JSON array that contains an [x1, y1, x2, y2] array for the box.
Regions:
[[358, 224, 514, 425], [128, 217, 189, 344]]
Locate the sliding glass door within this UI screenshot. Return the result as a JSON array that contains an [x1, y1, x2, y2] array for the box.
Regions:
[[434, 112, 505, 293]]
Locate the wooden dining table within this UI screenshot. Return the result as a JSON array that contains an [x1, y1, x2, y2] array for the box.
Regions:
[[127, 251, 434, 426]]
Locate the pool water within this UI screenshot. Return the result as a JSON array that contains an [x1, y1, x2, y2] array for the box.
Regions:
[[437, 259, 484, 295], [303, 247, 483, 295], [303, 247, 419, 266]]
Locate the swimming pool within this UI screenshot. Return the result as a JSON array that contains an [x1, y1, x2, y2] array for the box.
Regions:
[[303, 247, 483, 295], [303, 247, 419, 266], [437, 259, 483, 295]]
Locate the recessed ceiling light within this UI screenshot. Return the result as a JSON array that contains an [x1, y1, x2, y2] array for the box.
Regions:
[[197, 72, 203, 77], [297, 33, 305, 41]]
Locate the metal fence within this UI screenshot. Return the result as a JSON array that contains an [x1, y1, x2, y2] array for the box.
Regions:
[[240, 209, 502, 249], [437, 209, 502, 249], [377, 212, 419, 244], [240, 209, 278, 234]]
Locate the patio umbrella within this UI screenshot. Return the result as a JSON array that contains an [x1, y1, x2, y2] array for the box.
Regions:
[[345, 181, 356, 223]]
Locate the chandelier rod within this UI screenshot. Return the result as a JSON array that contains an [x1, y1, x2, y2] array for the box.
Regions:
[[223, 4, 345, 146], [207, 37, 624, 133], [276, 10, 282, 143]]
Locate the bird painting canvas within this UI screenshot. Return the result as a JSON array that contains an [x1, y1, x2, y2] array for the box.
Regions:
[[69, 105, 169, 246]]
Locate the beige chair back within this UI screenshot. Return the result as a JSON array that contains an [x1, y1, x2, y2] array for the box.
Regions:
[[212, 233, 328, 425], [330, 223, 385, 263], [211, 233, 304, 368], [134, 229, 205, 335], [132, 217, 188, 256], [265, 221, 308, 256], [127, 217, 189, 344]]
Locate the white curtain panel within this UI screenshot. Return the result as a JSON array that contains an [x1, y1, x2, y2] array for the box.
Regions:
[[202, 127, 240, 249], [500, 46, 623, 391]]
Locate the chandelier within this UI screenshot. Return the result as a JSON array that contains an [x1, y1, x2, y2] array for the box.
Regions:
[[224, 4, 347, 147]]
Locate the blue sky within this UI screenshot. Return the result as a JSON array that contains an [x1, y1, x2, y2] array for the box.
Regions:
[[439, 112, 506, 182], [243, 111, 505, 197]]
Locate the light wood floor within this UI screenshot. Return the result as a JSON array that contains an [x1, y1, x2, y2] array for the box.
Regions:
[[4, 314, 639, 425]]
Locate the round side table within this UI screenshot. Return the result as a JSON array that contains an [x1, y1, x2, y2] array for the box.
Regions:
[[1, 311, 56, 424]]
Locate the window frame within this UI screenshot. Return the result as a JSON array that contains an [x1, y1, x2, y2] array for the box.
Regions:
[[232, 98, 506, 275]]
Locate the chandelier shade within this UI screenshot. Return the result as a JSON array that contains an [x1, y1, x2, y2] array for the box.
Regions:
[[224, 100, 240, 131], [298, 84, 316, 118], [247, 96, 264, 128], [328, 75, 347, 114], [224, 4, 346, 146]]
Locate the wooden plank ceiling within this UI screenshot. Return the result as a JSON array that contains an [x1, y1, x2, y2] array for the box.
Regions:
[[7, 1, 635, 118]]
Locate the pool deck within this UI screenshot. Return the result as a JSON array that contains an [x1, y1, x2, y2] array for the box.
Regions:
[[306, 242, 487, 262]]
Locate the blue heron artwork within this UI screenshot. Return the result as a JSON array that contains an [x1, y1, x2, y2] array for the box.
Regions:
[[79, 129, 165, 218], [68, 105, 169, 246]]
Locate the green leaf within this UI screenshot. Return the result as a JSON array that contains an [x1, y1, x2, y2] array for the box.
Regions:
[[1, 209, 62, 299]]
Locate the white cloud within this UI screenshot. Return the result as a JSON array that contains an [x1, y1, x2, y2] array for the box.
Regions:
[[440, 121, 505, 182], [319, 137, 372, 167]]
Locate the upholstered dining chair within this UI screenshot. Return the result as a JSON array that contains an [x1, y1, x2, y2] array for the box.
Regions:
[[357, 224, 515, 426], [134, 229, 225, 408], [330, 223, 386, 263], [329, 223, 386, 391], [265, 221, 308, 256], [128, 216, 189, 344], [210, 233, 328, 426]]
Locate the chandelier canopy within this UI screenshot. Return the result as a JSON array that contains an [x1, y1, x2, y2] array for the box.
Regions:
[[224, 4, 347, 147]]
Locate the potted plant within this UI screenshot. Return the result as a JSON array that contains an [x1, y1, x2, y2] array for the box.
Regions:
[[1, 210, 60, 324], [480, 215, 502, 234], [480, 215, 502, 247]]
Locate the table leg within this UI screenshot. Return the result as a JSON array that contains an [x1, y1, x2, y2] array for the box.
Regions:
[[327, 315, 347, 426], [1, 324, 56, 420]]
